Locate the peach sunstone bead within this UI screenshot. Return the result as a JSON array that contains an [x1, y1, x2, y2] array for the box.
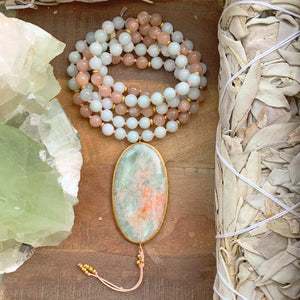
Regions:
[[139, 23, 151, 36], [136, 56, 148, 69], [187, 51, 201, 64], [129, 106, 141, 117], [166, 108, 179, 120], [153, 114, 166, 126], [77, 59, 89, 72], [91, 73, 103, 86], [89, 115, 102, 127], [75, 73, 89, 86], [157, 32, 170, 45], [99, 84, 111, 97], [148, 26, 161, 40], [128, 85, 140, 96], [111, 91, 123, 104], [150, 13, 162, 26], [115, 103, 127, 115], [126, 19, 139, 32], [137, 11, 150, 25], [178, 112, 190, 124], [80, 105, 92, 118], [178, 99, 191, 113], [190, 63, 203, 74], [123, 53, 135, 67], [73, 92, 83, 105]]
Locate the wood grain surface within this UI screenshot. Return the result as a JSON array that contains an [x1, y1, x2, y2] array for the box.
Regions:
[[0, 1, 222, 299]]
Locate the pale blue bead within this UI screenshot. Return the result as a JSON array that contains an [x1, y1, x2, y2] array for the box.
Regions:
[[135, 43, 147, 56], [148, 44, 160, 57], [68, 51, 81, 64], [172, 31, 183, 43], [175, 82, 190, 96], [101, 109, 113, 122], [151, 92, 164, 105], [175, 55, 188, 68], [100, 52, 112, 65], [86, 32, 95, 44], [166, 120, 178, 133], [102, 123, 114, 136], [86, 83, 94, 90], [80, 88, 92, 101], [200, 76, 207, 88], [99, 65, 108, 76], [95, 29, 108, 43], [188, 73, 201, 87], [68, 78, 80, 91], [102, 97, 113, 109], [142, 130, 153, 142], [89, 57, 102, 70], [167, 97, 180, 108], [123, 42, 134, 53], [89, 42, 103, 56], [92, 92, 101, 100], [183, 40, 193, 50], [125, 94, 137, 107], [113, 16, 125, 30], [126, 117, 138, 129], [156, 103, 168, 115], [109, 39, 118, 47], [161, 22, 173, 34], [110, 43, 123, 56], [178, 68, 190, 81], [151, 57, 163, 70], [103, 75, 114, 86], [139, 117, 151, 129], [160, 46, 169, 58], [188, 87, 200, 100], [114, 82, 125, 93], [67, 65, 78, 77], [113, 116, 125, 128], [201, 62, 207, 75], [101, 42, 108, 52], [168, 42, 180, 56], [164, 59, 175, 72], [154, 127, 166, 139], [127, 131, 139, 143], [174, 67, 181, 79], [75, 40, 87, 52], [138, 95, 150, 108], [118, 32, 131, 45], [102, 20, 115, 34], [115, 128, 126, 140], [90, 100, 102, 112], [163, 87, 176, 100]]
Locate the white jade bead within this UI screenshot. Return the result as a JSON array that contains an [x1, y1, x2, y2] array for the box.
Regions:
[[67, 65, 78, 77], [114, 82, 125, 93], [102, 97, 113, 109], [151, 57, 163, 70], [89, 57, 102, 70], [138, 95, 150, 108], [201, 62, 207, 75], [68, 51, 81, 64], [99, 65, 108, 76], [102, 123, 114, 136], [118, 32, 131, 45], [164, 59, 175, 72], [126, 117, 138, 129], [151, 92, 164, 105], [92, 92, 101, 100], [110, 43, 123, 56], [142, 130, 153, 142], [154, 127, 166, 138], [156, 103, 168, 115], [188, 87, 201, 100], [100, 52, 112, 65], [161, 45, 170, 57], [178, 68, 190, 82], [127, 131, 139, 143], [101, 42, 108, 52], [161, 22, 173, 34], [174, 67, 181, 79], [167, 97, 180, 107], [113, 16, 125, 30], [113, 116, 125, 128], [183, 40, 193, 50], [123, 42, 134, 53], [125, 94, 137, 107], [101, 109, 113, 122], [172, 31, 184, 43], [86, 83, 94, 90], [188, 73, 201, 87], [175, 82, 190, 96], [135, 43, 147, 56], [95, 29, 108, 43], [109, 39, 118, 47], [75, 40, 87, 52], [80, 88, 92, 101], [148, 44, 160, 57], [102, 20, 115, 34], [68, 78, 80, 91], [175, 55, 188, 68], [200, 76, 207, 88], [90, 100, 102, 112], [103, 75, 114, 86], [166, 120, 178, 133], [167, 42, 180, 56], [86, 32, 95, 44], [163, 87, 176, 100], [89, 42, 103, 56], [139, 117, 151, 129], [115, 127, 126, 140]]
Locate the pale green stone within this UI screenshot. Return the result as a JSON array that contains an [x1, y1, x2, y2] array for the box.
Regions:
[[113, 143, 168, 243]]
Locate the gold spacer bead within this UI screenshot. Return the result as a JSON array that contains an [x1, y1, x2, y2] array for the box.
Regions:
[[74, 90, 80, 93], [137, 254, 141, 259], [166, 40, 171, 46], [147, 61, 151, 68], [141, 258, 145, 263], [186, 97, 192, 103], [110, 31, 116, 40], [92, 70, 99, 73], [125, 28, 131, 34], [84, 270, 89, 275], [81, 267, 87, 272], [159, 22, 164, 28], [136, 260, 140, 265], [113, 104, 116, 109], [81, 85, 86, 89], [124, 86, 128, 93], [122, 95, 126, 102], [150, 118, 154, 125], [92, 269, 97, 275], [84, 264, 90, 269], [77, 263, 83, 267], [199, 86, 204, 90], [88, 267, 94, 272], [100, 122, 105, 128], [195, 71, 200, 75], [152, 106, 156, 113], [176, 120, 181, 125]]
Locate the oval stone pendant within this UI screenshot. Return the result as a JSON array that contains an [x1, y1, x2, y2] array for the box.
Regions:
[[112, 143, 168, 244]]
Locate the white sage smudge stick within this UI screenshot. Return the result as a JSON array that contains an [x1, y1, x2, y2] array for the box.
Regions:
[[214, 1, 300, 299]]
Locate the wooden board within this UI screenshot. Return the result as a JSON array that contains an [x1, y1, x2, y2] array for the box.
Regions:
[[0, 1, 223, 299]]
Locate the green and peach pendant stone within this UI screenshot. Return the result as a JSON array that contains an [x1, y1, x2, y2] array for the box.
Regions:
[[112, 143, 168, 244]]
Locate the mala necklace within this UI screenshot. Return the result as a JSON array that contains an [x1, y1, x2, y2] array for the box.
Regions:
[[67, 11, 207, 292]]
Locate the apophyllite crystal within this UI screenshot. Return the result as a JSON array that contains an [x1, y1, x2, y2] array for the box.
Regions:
[[0, 13, 82, 273]]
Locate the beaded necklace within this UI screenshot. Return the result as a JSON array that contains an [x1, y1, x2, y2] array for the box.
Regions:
[[67, 11, 207, 292]]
